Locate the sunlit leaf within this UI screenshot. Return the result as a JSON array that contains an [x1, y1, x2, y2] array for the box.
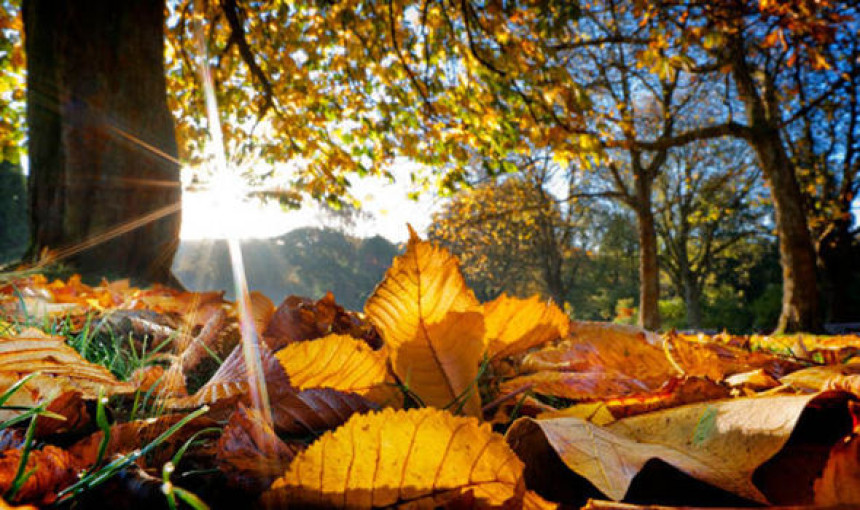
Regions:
[[365, 230, 484, 416], [507, 392, 854, 503], [483, 294, 570, 360], [263, 407, 525, 508], [275, 334, 396, 405]]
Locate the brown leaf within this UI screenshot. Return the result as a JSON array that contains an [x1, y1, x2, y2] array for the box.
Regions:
[[69, 414, 219, 468], [216, 403, 298, 492], [483, 294, 570, 361], [520, 328, 674, 389], [365, 230, 484, 416], [780, 363, 860, 393], [506, 392, 852, 504], [500, 370, 651, 401], [249, 291, 275, 334], [264, 292, 376, 350], [34, 390, 90, 437], [130, 364, 188, 399], [263, 407, 525, 508], [0, 446, 81, 505], [269, 386, 379, 436], [166, 340, 288, 409], [539, 377, 732, 423], [666, 334, 802, 381], [814, 430, 860, 505]]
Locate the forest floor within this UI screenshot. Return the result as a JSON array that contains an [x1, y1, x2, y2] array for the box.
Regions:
[[0, 234, 858, 508]]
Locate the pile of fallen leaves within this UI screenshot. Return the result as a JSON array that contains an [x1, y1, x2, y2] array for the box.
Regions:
[[0, 230, 859, 509]]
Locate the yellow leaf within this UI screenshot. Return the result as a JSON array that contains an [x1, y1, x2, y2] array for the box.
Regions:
[[484, 293, 569, 360], [365, 229, 484, 416], [275, 334, 397, 405], [264, 407, 525, 508]]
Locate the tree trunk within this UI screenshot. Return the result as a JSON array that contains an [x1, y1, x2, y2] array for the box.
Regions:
[[634, 185, 660, 331], [817, 218, 858, 323], [728, 40, 820, 333], [681, 271, 703, 330], [24, 0, 181, 285]]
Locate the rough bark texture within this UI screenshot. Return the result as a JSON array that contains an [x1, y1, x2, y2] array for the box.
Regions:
[[24, 0, 181, 284], [728, 38, 821, 333], [635, 181, 660, 331]]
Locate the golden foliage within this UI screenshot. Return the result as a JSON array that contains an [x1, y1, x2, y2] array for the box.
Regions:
[[365, 228, 484, 416], [264, 407, 525, 508]]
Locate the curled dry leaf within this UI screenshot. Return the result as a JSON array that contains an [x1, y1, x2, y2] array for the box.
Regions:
[[500, 370, 651, 402], [0, 446, 81, 505], [520, 332, 674, 390], [0, 334, 134, 399], [483, 294, 570, 361], [216, 403, 299, 492], [275, 333, 397, 405], [263, 407, 525, 508], [249, 291, 276, 335], [269, 386, 379, 436], [129, 364, 188, 398], [166, 340, 288, 410], [507, 392, 851, 504], [264, 292, 377, 350], [69, 414, 219, 468], [666, 334, 802, 381], [34, 390, 90, 437], [364, 230, 484, 416], [780, 363, 860, 393], [814, 431, 860, 505], [539, 377, 732, 423]]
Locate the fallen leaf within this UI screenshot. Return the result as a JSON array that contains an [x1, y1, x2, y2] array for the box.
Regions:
[[365, 230, 484, 416], [264, 292, 376, 350], [34, 390, 89, 437], [506, 392, 853, 504], [216, 403, 298, 492], [520, 332, 674, 389], [269, 386, 379, 436], [0, 446, 80, 505], [666, 334, 801, 381], [500, 370, 651, 401], [69, 414, 219, 468], [814, 430, 860, 505], [539, 377, 731, 422], [249, 291, 276, 334], [0, 334, 134, 399], [275, 333, 396, 405], [483, 294, 569, 360], [263, 407, 525, 508], [724, 369, 781, 391], [780, 363, 860, 393]]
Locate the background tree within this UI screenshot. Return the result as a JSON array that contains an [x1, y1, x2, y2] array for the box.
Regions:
[[23, 0, 181, 283], [655, 140, 766, 328]]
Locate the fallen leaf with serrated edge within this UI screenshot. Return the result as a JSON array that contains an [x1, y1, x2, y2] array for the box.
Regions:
[[365, 228, 484, 416], [275, 333, 396, 405], [263, 407, 525, 508], [484, 293, 569, 360]]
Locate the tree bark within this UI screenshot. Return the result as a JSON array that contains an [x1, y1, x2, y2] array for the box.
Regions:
[[24, 0, 181, 285], [635, 181, 661, 331], [728, 39, 821, 333]]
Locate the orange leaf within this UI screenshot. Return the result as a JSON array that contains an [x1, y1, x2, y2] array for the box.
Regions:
[[365, 230, 484, 416], [0, 446, 80, 505], [216, 403, 298, 492], [814, 429, 860, 505], [263, 407, 525, 508], [483, 294, 569, 360], [275, 334, 397, 405], [500, 370, 650, 401]]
